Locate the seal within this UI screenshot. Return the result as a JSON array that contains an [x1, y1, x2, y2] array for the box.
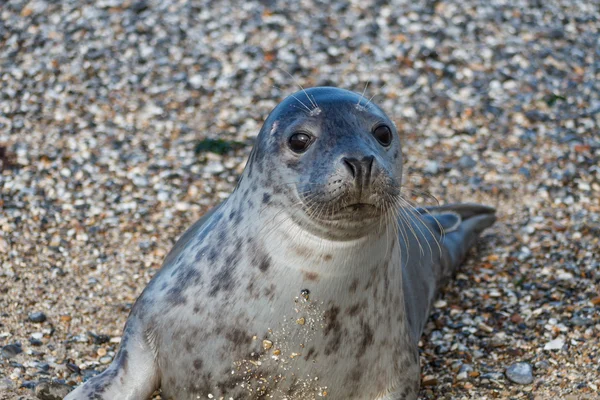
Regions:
[[65, 87, 496, 400]]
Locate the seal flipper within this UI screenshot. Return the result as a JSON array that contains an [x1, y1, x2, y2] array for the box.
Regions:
[[402, 203, 496, 343], [64, 317, 159, 400], [421, 211, 461, 234], [433, 203, 496, 283]]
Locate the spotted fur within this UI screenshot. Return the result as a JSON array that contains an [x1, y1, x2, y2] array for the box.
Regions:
[[65, 87, 495, 400]]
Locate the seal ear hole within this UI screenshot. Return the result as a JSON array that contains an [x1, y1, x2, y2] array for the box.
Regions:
[[372, 125, 393, 147], [288, 132, 313, 153]]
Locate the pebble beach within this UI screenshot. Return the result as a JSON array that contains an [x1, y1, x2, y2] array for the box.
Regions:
[[1, 0, 599, 399]]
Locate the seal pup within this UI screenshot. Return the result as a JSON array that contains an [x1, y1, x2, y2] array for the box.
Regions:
[[66, 87, 495, 400]]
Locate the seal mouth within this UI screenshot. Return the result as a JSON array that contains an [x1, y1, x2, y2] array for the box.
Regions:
[[341, 203, 377, 211], [325, 201, 384, 221]]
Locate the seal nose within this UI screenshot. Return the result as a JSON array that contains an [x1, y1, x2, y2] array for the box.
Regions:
[[342, 155, 374, 187]]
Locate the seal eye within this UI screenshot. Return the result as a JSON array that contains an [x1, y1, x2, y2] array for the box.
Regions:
[[372, 125, 392, 146], [288, 132, 312, 153]]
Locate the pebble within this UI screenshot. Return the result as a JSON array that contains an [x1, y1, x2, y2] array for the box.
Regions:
[[480, 372, 504, 381], [1, 343, 23, 359], [35, 381, 73, 400], [28, 312, 47, 323], [99, 356, 112, 364], [421, 375, 438, 386], [66, 363, 81, 374], [0, 378, 15, 391], [505, 362, 534, 385], [458, 155, 477, 169], [544, 338, 565, 351], [424, 161, 439, 175]]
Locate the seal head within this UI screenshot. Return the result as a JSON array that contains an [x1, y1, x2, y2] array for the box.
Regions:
[[246, 87, 403, 240]]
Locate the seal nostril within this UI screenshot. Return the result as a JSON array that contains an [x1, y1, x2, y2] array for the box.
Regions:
[[363, 155, 374, 186], [343, 157, 358, 178]]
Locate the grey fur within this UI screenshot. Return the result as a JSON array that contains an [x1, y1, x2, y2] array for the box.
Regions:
[[65, 87, 495, 400]]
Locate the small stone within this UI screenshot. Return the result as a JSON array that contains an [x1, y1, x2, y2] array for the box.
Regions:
[[422, 375, 438, 386], [99, 356, 112, 364], [35, 381, 73, 400], [459, 364, 474, 375], [0, 378, 15, 391], [21, 380, 36, 389], [456, 371, 468, 380], [66, 363, 81, 374], [535, 360, 550, 370], [29, 312, 47, 323], [37, 362, 50, 372], [458, 155, 477, 169], [590, 296, 600, 306], [88, 332, 110, 345], [60, 315, 72, 323], [296, 317, 305, 325], [97, 348, 107, 357], [130, 0, 148, 13], [481, 372, 504, 380], [0, 237, 8, 253], [188, 74, 204, 90], [300, 289, 310, 300], [262, 340, 273, 350], [544, 338, 565, 351], [1, 343, 22, 359], [424, 160, 439, 174], [505, 362, 534, 385], [433, 299, 447, 308], [570, 316, 590, 326]]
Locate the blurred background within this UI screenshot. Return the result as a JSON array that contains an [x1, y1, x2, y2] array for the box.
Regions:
[[0, 0, 599, 399]]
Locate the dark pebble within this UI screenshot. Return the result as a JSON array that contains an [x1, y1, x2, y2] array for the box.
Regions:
[[21, 380, 37, 389], [525, 110, 550, 122], [518, 167, 531, 178], [9, 361, 24, 368], [29, 312, 47, 323], [84, 48, 104, 60], [29, 338, 43, 346], [36, 363, 50, 372], [66, 363, 81, 374], [88, 332, 110, 345], [131, 0, 148, 13], [1, 343, 22, 359]]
